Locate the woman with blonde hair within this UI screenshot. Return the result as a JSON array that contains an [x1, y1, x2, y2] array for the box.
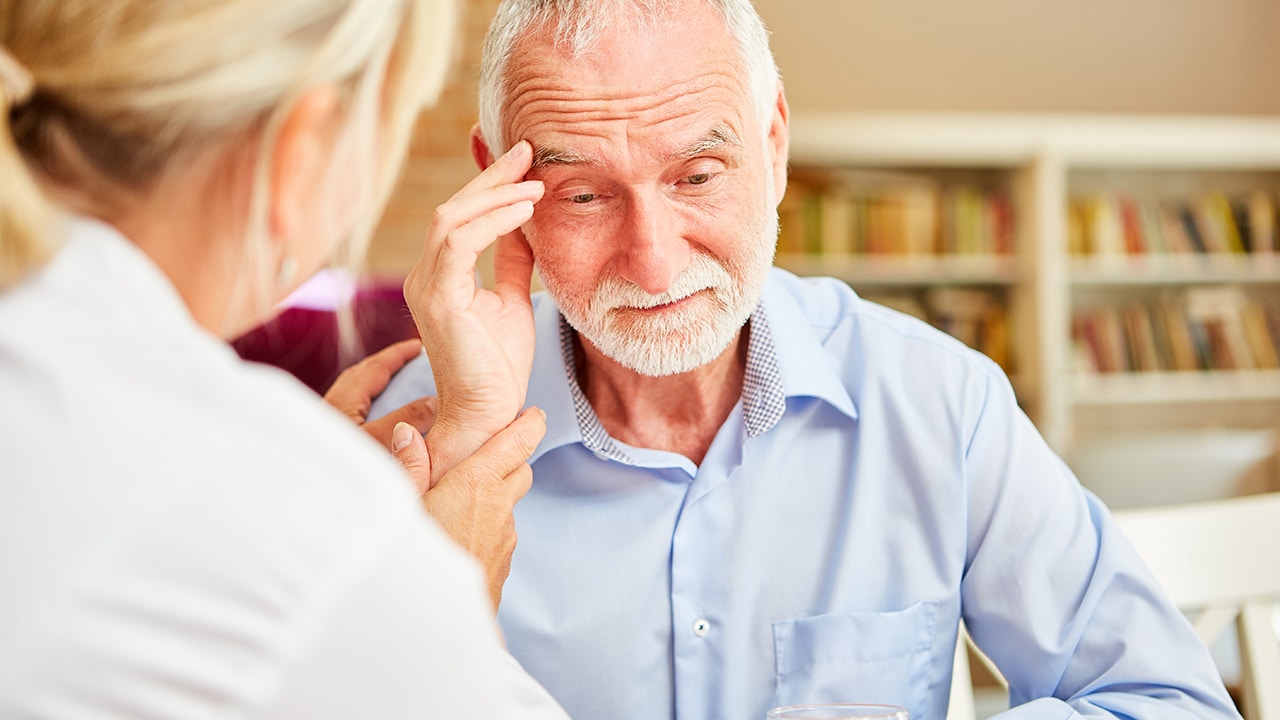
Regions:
[[0, 1, 562, 716]]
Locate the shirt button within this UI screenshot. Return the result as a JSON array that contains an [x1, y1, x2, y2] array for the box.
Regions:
[[693, 618, 710, 637]]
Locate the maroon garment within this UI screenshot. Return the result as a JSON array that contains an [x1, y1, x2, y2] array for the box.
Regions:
[[231, 283, 418, 395]]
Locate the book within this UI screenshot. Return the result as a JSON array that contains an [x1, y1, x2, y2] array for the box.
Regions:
[[1095, 304, 1129, 373], [819, 190, 854, 255], [1202, 192, 1246, 254], [1159, 296, 1201, 372], [1159, 201, 1194, 254], [1072, 313, 1101, 373], [1247, 190, 1277, 254], [1068, 201, 1088, 255], [1184, 287, 1254, 370], [1118, 196, 1146, 255], [1085, 196, 1126, 257], [1242, 300, 1280, 369], [1136, 199, 1166, 254], [1180, 204, 1209, 254], [1124, 302, 1163, 372]]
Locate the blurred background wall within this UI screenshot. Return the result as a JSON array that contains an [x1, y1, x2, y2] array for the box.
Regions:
[[367, 0, 1280, 275], [758, 0, 1280, 115]]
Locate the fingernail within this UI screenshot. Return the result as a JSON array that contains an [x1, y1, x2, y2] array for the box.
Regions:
[[537, 407, 546, 421], [511, 140, 530, 158], [392, 422, 416, 452]]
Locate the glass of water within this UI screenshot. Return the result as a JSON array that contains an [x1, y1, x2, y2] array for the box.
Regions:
[[766, 703, 909, 719]]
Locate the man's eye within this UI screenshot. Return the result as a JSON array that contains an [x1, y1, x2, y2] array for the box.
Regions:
[[569, 193, 597, 204], [686, 173, 711, 185]]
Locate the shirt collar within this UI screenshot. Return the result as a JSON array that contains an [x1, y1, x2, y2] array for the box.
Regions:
[[524, 269, 858, 464], [759, 269, 859, 422]]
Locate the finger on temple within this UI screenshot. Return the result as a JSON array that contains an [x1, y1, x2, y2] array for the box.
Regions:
[[451, 140, 534, 198]]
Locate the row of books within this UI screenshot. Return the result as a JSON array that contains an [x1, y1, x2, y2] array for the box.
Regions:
[[864, 287, 1012, 372], [779, 172, 1016, 257], [1068, 190, 1278, 257], [1072, 287, 1280, 374]]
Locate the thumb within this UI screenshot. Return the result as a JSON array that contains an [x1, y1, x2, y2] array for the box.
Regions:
[[392, 421, 433, 494]]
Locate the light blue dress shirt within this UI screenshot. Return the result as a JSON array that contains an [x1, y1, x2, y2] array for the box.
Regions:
[[371, 268, 1239, 720]]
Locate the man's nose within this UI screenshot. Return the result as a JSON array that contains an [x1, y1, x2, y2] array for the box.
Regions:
[[618, 190, 690, 296]]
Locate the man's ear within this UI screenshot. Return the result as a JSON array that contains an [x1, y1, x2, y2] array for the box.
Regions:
[[470, 123, 497, 171], [767, 83, 790, 209], [269, 84, 342, 244]]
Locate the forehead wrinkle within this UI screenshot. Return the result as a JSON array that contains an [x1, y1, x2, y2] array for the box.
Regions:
[[504, 68, 747, 134]]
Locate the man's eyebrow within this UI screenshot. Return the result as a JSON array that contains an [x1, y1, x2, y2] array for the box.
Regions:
[[530, 146, 599, 170], [527, 126, 741, 170], [671, 125, 741, 160]]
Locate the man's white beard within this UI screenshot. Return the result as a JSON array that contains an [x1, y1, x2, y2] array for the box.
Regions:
[[543, 210, 777, 378]]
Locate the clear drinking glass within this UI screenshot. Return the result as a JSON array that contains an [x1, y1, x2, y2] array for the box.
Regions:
[[766, 703, 910, 719]]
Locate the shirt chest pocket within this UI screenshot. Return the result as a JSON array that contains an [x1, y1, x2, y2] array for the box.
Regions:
[[771, 601, 938, 718]]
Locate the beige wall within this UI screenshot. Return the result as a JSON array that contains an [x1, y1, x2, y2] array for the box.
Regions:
[[758, 0, 1280, 115], [367, 0, 499, 277], [367, 0, 1280, 276]]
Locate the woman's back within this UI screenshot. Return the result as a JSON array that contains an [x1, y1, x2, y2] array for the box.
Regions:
[[0, 218, 559, 718]]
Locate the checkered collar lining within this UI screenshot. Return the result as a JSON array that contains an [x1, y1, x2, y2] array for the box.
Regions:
[[558, 302, 786, 463]]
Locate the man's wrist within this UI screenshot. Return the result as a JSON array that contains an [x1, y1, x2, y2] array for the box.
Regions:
[[424, 411, 513, 483]]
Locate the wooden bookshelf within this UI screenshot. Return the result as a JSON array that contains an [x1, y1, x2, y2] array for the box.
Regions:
[[784, 112, 1280, 452]]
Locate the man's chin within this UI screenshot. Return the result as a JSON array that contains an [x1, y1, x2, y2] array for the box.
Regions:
[[589, 316, 748, 378]]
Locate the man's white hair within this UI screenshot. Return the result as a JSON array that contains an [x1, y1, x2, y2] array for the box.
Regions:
[[477, 0, 780, 154]]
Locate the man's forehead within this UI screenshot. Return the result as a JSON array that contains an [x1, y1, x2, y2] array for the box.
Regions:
[[498, 0, 749, 134]]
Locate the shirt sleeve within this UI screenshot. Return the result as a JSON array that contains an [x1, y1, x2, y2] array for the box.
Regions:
[[260, 511, 569, 720], [368, 353, 438, 423], [958, 367, 1241, 720]]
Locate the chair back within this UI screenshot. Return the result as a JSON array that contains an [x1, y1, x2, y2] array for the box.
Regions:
[[946, 493, 1280, 719], [1113, 492, 1280, 720]]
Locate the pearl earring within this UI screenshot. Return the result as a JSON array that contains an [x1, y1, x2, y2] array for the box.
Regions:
[[276, 255, 298, 289]]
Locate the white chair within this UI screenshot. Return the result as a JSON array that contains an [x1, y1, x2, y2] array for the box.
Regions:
[[946, 626, 1004, 720], [1112, 492, 1280, 720], [946, 629, 978, 720], [946, 493, 1280, 719]]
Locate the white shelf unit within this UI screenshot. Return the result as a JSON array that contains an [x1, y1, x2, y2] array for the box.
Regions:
[[774, 254, 1022, 287], [786, 112, 1280, 452]]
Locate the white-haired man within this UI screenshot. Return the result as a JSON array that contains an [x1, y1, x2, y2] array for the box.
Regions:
[[373, 0, 1241, 718]]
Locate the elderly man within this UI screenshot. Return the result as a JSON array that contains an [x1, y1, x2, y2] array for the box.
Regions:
[[372, 0, 1240, 718]]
